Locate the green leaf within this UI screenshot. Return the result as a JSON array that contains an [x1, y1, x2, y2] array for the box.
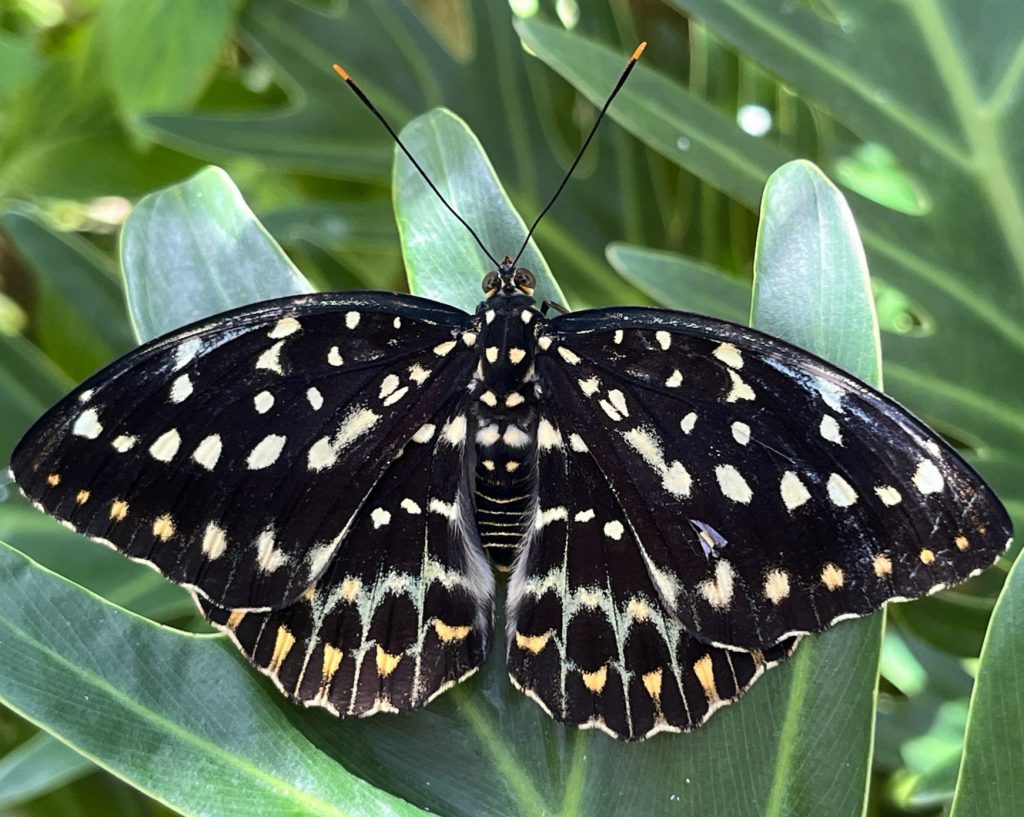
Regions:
[[99, 0, 243, 135], [0, 731, 95, 810], [394, 109, 564, 313], [950, 549, 1024, 817], [0, 334, 72, 466], [121, 166, 313, 342], [605, 242, 748, 322], [0, 541, 430, 817]]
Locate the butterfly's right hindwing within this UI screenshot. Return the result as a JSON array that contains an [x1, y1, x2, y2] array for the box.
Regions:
[[11, 292, 479, 612]]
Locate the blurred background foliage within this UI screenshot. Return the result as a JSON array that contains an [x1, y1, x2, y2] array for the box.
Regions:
[[0, 0, 1021, 815]]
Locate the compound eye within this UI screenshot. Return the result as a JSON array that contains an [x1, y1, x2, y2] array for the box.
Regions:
[[482, 272, 500, 293], [514, 268, 536, 289]]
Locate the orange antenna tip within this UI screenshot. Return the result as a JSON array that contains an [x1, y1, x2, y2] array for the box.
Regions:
[[332, 63, 350, 81], [631, 41, 647, 61]]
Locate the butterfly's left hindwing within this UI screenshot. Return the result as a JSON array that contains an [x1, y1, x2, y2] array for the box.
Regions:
[[199, 396, 493, 716], [10, 292, 480, 614], [535, 307, 1012, 652]]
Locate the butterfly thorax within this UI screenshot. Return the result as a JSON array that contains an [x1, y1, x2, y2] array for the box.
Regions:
[[470, 286, 543, 569]]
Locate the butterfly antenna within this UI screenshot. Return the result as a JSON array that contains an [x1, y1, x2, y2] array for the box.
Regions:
[[332, 64, 501, 268], [511, 42, 647, 268]]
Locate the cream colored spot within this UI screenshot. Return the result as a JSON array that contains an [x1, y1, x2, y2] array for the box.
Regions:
[[515, 631, 552, 654], [538, 418, 562, 450], [433, 620, 472, 642], [780, 471, 811, 510], [149, 429, 181, 462], [582, 666, 608, 694], [505, 392, 525, 407], [538, 336, 552, 351], [340, 577, 362, 602], [827, 473, 858, 507], [873, 554, 893, 576], [476, 424, 500, 446], [379, 374, 400, 400], [192, 434, 222, 470], [327, 346, 343, 366], [320, 644, 343, 689], [482, 459, 495, 471], [226, 610, 246, 630], [578, 376, 600, 396], [269, 626, 296, 672], [536, 507, 568, 528], [699, 561, 735, 608], [763, 569, 790, 604], [256, 530, 286, 573], [919, 548, 936, 565], [428, 498, 457, 519], [442, 414, 467, 445], [716, 464, 752, 504], [643, 668, 663, 701], [46, 473, 60, 486], [256, 340, 285, 374], [599, 399, 623, 422], [731, 422, 751, 445], [574, 509, 595, 522], [503, 426, 531, 447], [73, 408, 103, 439], [623, 427, 692, 498], [345, 311, 360, 329], [112, 435, 137, 452], [110, 499, 129, 521], [479, 390, 498, 407], [819, 415, 843, 445], [170, 374, 193, 403], [913, 460, 944, 494], [202, 523, 228, 559], [608, 389, 629, 418], [557, 346, 581, 365], [152, 514, 175, 542], [173, 338, 201, 370], [521, 310, 533, 324], [306, 387, 324, 411], [509, 347, 527, 364], [247, 434, 287, 470], [371, 507, 391, 529], [269, 316, 301, 338], [693, 655, 719, 700], [680, 413, 698, 434], [603, 520, 625, 540], [875, 485, 902, 506], [569, 433, 588, 453], [627, 598, 651, 621], [655, 331, 671, 350], [485, 309, 496, 324], [433, 340, 456, 356], [412, 424, 436, 443], [665, 369, 683, 388], [75, 489, 90, 505], [462, 331, 477, 347], [254, 391, 275, 414], [486, 346, 499, 364], [726, 369, 755, 402], [408, 363, 430, 384], [955, 534, 970, 551], [382, 386, 409, 406], [821, 563, 844, 590], [713, 342, 743, 369]]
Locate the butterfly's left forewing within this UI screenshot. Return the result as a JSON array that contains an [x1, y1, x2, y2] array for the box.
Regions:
[[534, 307, 1012, 652]]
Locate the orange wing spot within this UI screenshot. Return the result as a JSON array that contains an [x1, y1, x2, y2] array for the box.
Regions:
[[433, 620, 472, 642], [375, 646, 402, 677], [110, 499, 129, 521], [152, 514, 175, 542], [955, 535, 970, 551], [46, 473, 61, 486], [75, 489, 90, 505], [332, 63, 350, 81], [693, 655, 719, 701], [582, 665, 609, 694], [226, 610, 246, 630], [515, 630, 552, 654], [919, 548, 936, 565], [269, 626, 296, 673]]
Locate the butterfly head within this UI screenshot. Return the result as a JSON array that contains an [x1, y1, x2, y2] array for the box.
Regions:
[[483, 257, 536, 300]]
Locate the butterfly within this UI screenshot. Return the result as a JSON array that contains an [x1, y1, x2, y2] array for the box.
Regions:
[[8, 46, 1013, 742]]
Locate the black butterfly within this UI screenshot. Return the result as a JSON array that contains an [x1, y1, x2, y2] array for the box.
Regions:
[[8, 48, 1014, 742]]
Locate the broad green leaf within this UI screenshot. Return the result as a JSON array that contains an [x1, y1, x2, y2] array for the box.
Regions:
[[605, 242, 748, 322], [0, 542, 430, 817], [0, 334, 72, 466], [0, 731, 95, 809], [121, 166, 313, 342], [99, 0, 243, 135], [0, 31, 43, 103], [394, 109, 563, 313], [950, 549, 1024, 817]]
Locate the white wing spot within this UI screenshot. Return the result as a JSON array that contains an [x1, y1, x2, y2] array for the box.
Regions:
[[780, 471, 811, 510], [816, 377, 845, 412], [485, 309, 496, 324], [428, 498, 457, 519], [379, 374, 400, 400], [408, 363, 430, 384], [247, 434, 287, 470], [608, 389, 629, 418], [173, 338, 201, 370], [509, 347, 527, 364], [371, 508, 391, 529], [623, 427, 692, 497], [578, 376, 600, 396], [536, 507, 568, 529], [655, 331, 671, 350], [715, 464, 752, 504], [520, 310, 533, 324], [306, 387, 324, 411], [503, 426, 531, 447], [462, 332, 477, 347], [713, 342, 743, 369], [170, 374, 193, 403], [569, 433, 588, 453], [256, 529, 287, 573], [192, 434, 222, 470], [111, 434, 137, 453], [202, 523, 228, 560], [505, 392, 525, 407], [345, 311, 360, 329], [574, 509, 595, 522], [827, 473, 858, 507], [149, 429, 181, 462], [725, 369, 755, 402], [699, 561, 735, 608], [913, 460, 944, 494], [382, 386, 409, 406], [603, 520, 625, 540], [763, 569, 790, 604], [254, 390, 274, 414], [401, 498, 422, 515], [875, 485, 902, 506], [665, 369, 683, 388], [731, 422, 751, 445], [486, 346, 499, 364], [557, 346, 581, 365], [412, 424, 436, 443], [393, 317, 402, 329], [819, 415, 843, 445], [433, 340, 456, 356], [538, 418, 563, 450], [680, 412, 698, 434], [613, 330, 623, 344], [268, 317, 301, 338], [442, 415, 467, 445], [538, 336, 552, 351], [327, 346, 343, 366], [73, 408, 103, 439], [476, 424, 501, 446], [599, 400, 623, 422], [256, 340, 285, 374]]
